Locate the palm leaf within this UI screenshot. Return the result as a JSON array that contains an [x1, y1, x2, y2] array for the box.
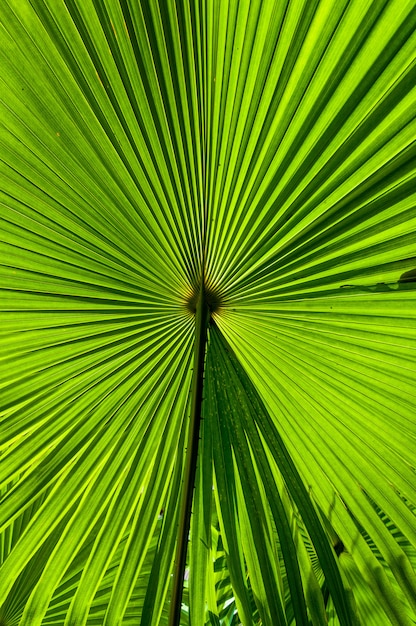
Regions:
[[1, 0, 415, 625]]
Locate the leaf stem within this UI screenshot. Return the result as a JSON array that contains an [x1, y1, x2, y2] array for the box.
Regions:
[[168, 276, 209, 626]]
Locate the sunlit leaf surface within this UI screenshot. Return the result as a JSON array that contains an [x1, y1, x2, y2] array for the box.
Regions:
[[1, 0, 415, 624]]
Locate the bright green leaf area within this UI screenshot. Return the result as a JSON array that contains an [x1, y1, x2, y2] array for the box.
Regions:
[[0, 0, 415, 625]]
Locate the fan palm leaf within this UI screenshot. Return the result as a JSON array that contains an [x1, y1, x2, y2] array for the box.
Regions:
[[1, 0, 415, 624]]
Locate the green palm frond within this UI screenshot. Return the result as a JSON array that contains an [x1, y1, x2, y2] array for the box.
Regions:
[[1, 0, 415, 625]]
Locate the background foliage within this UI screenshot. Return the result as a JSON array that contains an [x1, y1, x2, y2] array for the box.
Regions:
[[1, 0, 416, 624]]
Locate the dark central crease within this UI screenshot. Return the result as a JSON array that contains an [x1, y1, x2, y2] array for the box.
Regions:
[[185, 282, 223, 314], [168, 271, 210, 626]]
